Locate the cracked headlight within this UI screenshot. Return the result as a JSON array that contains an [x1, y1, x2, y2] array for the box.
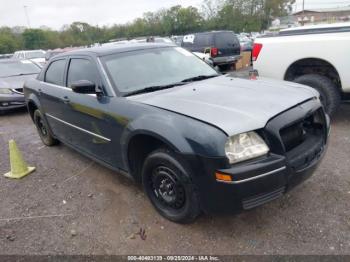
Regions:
[[0, 88, 13, 94], [225, 131, 269, 164]]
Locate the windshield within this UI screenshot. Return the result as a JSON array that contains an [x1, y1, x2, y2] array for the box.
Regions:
[[101, 47, 217, 95], [0, 60, 40, 77], [25, 51, 45, 59]]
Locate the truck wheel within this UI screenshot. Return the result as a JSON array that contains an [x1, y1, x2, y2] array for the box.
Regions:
[[294, 74, 341, 116], [142, 148, 201, 223], [33, 109, 58, 146]]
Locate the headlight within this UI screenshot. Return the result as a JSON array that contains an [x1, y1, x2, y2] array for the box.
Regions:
[[0, 88, 13, 94], [225, 131, 269, 164]]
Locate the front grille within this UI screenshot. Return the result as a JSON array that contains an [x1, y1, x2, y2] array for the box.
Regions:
[[12, 88, 24, 94], [242, 187, 285, 210], [280, 109, 325, 152]]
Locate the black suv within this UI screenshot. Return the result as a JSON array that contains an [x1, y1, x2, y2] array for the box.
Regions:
[[181, 31, 241, 69]]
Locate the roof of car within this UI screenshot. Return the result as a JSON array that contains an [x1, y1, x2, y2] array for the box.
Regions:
[[0, 58, 32, 63], [55, 43, 176, 58], [14, 50, 45, 53], [281, 22, 350, 32], [185, 30, 234, 35]]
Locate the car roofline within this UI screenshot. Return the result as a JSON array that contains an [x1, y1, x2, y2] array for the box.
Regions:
[[53, 43, 177, 59]]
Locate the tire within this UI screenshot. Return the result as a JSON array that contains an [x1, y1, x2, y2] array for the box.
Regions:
[[33, 109, 58, 146], [294, 74, 341, 116], [141, 148, 201, 223]]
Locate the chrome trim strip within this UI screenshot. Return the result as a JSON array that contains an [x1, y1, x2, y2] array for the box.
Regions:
[[11, 89, 24, 95], [45, 113, 111, 142], [217, 166, 287, 184]]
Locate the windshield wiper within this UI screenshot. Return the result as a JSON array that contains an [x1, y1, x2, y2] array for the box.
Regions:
[[180, 74, 220, 83], [124, 82, 186, 97]]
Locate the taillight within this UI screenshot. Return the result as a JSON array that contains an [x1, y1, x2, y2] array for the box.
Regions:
[[252, 43, 263, 61], [210, 47, 218, 57]]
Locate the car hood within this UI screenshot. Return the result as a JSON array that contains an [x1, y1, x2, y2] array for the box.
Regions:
[[128, 75, 318, 136], [0, 74, 38, 90]]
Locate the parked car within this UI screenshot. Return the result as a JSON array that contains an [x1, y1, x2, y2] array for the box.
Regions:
[[253, 22, 350, 116], [45, 50, 64, 61], [0, 54, 13, 59], [45, 48, 79, 62], [181, 31, 241, 70], [24, 43, 329, 223], [13, 50, 46, 66], [237, 35, 253, 52], [0, 59, 41, 113], [130, 37, 173, 43], [171, 35, 184, 46]]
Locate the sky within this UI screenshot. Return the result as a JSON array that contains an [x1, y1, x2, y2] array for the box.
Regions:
[[1, 0, 350, 30]]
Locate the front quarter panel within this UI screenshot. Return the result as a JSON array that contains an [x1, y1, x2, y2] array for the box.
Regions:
[[120, 100, 229, 169]]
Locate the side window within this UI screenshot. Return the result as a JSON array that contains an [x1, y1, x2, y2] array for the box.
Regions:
[[194, 34, 212, 47], [67, 58, 99, 88], [45, 59, 66, 86]]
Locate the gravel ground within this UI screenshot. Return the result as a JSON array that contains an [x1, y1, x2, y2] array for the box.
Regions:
[[0, 77, 350, 255]]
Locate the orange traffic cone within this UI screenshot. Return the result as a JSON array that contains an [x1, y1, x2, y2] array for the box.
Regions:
[[3, 140, 36, 179]]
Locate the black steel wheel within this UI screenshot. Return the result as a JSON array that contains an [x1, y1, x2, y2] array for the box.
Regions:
[[142, 148, 201, 223], [33, 109, 58, 146], [150, 166, 186, 210]]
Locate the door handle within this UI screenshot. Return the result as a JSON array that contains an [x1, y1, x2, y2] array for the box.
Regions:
[[62, 96, 70, 104]]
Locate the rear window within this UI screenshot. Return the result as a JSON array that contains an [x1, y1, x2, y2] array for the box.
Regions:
[[194, 34, 212, 46], [45, 59, 66, 86], [215, 32, 239, 47], [182, 33, 212, 48]]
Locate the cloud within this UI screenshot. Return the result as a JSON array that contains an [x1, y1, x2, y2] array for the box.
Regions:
[[0, 0, 202, 29]]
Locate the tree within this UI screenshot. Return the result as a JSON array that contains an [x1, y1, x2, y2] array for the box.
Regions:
[[0, 0, 296, 54], [0, 27, 22, 53]]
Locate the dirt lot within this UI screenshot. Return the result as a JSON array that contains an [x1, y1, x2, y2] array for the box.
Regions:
[[0, 79, 350, 255]]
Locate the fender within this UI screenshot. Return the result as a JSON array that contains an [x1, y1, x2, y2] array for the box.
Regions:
[[120, 112, 228, 170]]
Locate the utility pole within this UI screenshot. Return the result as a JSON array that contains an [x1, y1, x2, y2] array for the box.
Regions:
[[24, 5, 31, 28], [302, 0, 305, 15]]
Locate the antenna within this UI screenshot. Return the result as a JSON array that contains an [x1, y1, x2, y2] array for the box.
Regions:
[[24, 5, 31, 28]]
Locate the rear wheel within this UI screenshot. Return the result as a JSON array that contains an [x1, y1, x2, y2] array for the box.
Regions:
[[33, 109, 58, 146], [294, 74, 341, 116], [142, 148, 201, 223]]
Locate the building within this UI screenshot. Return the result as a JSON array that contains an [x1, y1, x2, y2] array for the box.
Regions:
[[293, 6, 350, 25]]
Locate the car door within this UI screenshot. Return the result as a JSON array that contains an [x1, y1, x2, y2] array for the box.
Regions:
[[60, 56, 123, 166], [39, 58, 75, 143]]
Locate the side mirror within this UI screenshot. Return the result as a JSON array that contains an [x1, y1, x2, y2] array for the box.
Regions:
[[71, 80, 100, 95]]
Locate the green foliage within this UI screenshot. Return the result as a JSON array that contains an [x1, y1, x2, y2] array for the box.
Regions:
[[0, 0, 294, 54]]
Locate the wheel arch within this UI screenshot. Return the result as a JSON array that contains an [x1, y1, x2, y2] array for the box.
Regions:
[[124, 131, 185, 183], [26, 94, 42, 121], [284, 57, 342, 91]]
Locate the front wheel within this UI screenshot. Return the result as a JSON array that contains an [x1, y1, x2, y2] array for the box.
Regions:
[[142, 148, 201, 223], [294, 74, 341, 116], [33, 109, 58, 146]]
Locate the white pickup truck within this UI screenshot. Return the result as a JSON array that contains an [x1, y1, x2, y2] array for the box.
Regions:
[[253, 22, 350, 116]]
